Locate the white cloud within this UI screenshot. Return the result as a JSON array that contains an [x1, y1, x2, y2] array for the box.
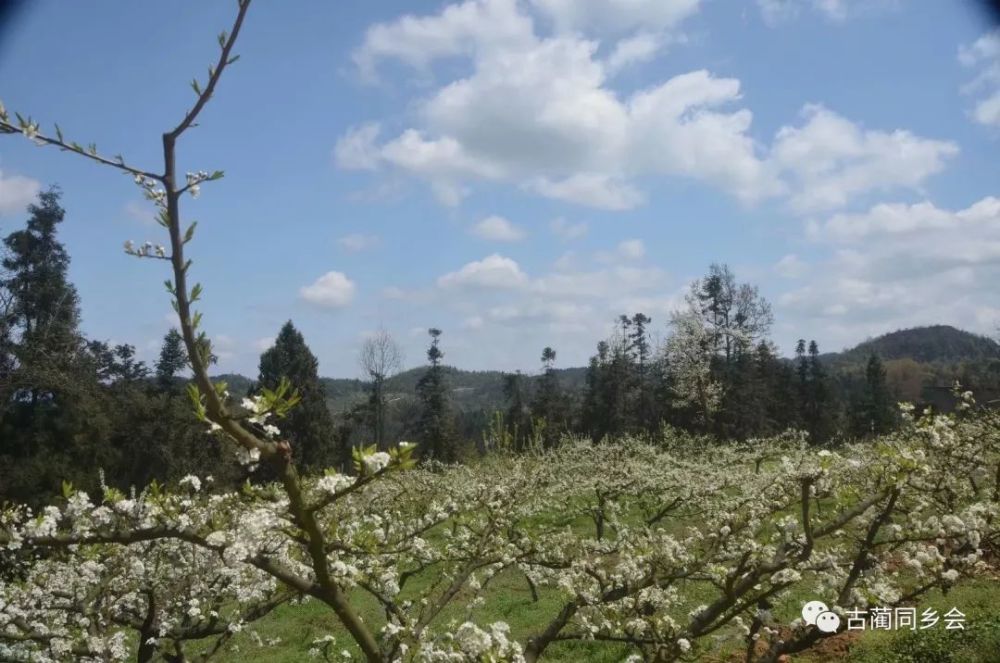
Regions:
[[0, 169, 41, 216], [528, 174, 645, 210], [470, 215, 525, 241], [529, 0, 701, 35], [774, 253, 807, 278], [605, 32, 665, 74], [300, 271, 357, 308], [352, 0, 534, 79], [334, 123, 382, 169], [959, 30, 1000, 128], [437, 254, 529, 289], [550, 217, 588, 240], [343, 2, 780, 210], [771, 104, 958, 213], [343, 2, 951, 215], [338, 233, 380, 252], [778, 196, 1000, 348]]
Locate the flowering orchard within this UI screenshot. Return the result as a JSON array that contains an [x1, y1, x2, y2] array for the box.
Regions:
[[1, 395, 998, 661], [1, 1, 999, 661]]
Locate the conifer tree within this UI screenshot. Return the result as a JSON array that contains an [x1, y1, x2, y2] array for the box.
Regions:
[[155, 328, 188, 386], [531, 346, 564, 447], [853, 354, 896, 437], [257, 321, 335, 469], [415, 328, 455, 461]]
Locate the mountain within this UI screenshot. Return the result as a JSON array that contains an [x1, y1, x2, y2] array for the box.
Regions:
[[821, 325, 1000, 368]]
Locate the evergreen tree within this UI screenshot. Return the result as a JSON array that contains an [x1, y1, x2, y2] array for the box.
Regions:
[[805, 341, 836, 443], [415, 328, 455, 461], [1, 188, 82, 402], [852, 354, 896, 437], [502, 371, 532, 451], [531, 346, 564, 447], [155, 328, 188, 386], [257, 321, 335, 469]]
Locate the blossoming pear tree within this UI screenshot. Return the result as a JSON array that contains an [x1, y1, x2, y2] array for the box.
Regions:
[[1, 1, 999, 662]]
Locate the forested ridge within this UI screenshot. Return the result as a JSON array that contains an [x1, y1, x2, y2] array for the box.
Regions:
[[2, 191, 997, 505]]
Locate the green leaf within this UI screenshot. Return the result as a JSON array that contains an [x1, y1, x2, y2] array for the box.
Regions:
[[190, 283, 203, 302], [191, 79, 202, 96], [227, 54, 241, 65], [192, 311, 203, 330], [209, 170, 225, 181], [54, 123, 64, 142], [61, 480, 74, 499], [218, 30, 228, 47], [183, 221, 198, 244], [164, 279, 175, 295]]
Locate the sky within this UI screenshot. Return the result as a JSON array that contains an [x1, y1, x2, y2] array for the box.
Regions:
[[0, 0, 998, 378]]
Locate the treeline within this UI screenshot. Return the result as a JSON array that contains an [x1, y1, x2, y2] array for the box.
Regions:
[[2, 191, 998, 505], [489, 265, 906, 450]]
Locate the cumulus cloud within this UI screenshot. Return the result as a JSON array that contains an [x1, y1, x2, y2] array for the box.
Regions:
[[470, 215, 525, 241], [342, 1, 784, 210], [959, 30, 1000, 128], [342, 2, 952, 215], [778, 196, 1000, 348], [771, 105, 958, 213], [437, 254, 529, 289], [338, 233, 380, 252], [300, 271, 357, 308], [0, 169, 41, 216]]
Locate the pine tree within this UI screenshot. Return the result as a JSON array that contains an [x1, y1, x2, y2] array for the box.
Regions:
[[257, 321, 335, 469], [853, 354, 895, 437], [1, 188, 82, 402], [531, 346, 564, 447], [155, 328, 188, 386], [502, 371, 531, 451], [415, 328, 455, 461]]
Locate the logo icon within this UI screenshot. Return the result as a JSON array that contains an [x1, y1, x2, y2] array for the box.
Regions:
[[802, 600, 841, 634], [802, 600, 828, 626]]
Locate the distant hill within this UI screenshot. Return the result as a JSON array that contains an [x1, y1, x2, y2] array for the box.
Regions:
[[213, 326, 998, 416], [822, 325, 1000, 368]]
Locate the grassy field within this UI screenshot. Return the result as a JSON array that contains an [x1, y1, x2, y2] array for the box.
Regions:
[[192, 562, 1000, 661]]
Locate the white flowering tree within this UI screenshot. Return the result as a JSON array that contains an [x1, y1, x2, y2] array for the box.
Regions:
[[1, 2, 999, 662]]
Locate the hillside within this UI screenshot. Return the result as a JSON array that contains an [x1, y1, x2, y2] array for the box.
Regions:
[[822, 325, 999, 367], [212, 326, 998, 416]]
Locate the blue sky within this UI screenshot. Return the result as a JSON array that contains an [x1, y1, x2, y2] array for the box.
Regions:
[[0, 0, 998, 377]]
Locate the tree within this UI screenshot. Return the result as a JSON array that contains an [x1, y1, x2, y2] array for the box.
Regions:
[[664, 308, 720, 430], [691, 264, 773, 364], [1, 188, 83, 403], [155, 328, 188, 386], [502, 371, 532, 452], [257, 321, 335, 469], [852, 354, 896, 437], [415, 328, 455, 461], [359, 328, 403, 450], [531, 346, 564, 447]]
